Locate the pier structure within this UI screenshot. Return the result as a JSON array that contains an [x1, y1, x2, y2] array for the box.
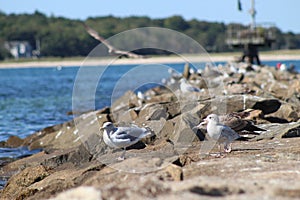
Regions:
[[226, 0, 275, 65]]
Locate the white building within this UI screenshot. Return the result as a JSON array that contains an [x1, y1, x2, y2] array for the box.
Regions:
[[4, 41, 33, 59]]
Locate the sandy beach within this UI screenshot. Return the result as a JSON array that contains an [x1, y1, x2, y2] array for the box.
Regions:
[[0, 51, 300, 68]]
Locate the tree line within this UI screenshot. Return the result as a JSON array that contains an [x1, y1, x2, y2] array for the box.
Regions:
[[0, 11, 299, 60]]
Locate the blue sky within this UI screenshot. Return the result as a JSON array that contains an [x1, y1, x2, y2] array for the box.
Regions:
[[1, 0, 299, 33]]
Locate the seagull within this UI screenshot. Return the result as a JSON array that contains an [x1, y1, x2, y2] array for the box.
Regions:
[[196, 114, 240, 156], [100, 122, 152, 160], [179, 78, 202, 93], [168, 68, 182, 80], [197, 111, 265, 136], [84, 24, 144, 59], [135, 91, 151, 111]]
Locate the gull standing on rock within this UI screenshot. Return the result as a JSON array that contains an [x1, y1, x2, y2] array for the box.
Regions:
[[180, 78, 202, 93], [196, 114, 240, 156], [100, 122, 152, 160]]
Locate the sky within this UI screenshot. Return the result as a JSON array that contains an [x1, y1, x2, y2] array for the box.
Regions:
[[0, 0, 299, 33]]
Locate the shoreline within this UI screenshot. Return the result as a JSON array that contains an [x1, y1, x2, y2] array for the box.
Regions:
[[0, 52, 300, 69]]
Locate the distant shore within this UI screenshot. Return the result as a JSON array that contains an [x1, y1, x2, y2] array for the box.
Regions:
[[1, 50, 300, 68]]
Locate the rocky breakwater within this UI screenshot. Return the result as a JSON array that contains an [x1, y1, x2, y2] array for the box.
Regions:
[[1, 62, 300, 200]]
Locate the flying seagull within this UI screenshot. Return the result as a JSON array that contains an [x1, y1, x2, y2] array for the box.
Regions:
[[84, 23, 144, 58], [100, 122, 152, 160]]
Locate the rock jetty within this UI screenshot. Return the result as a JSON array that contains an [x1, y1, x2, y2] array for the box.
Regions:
[[0, 62, 300, 200]]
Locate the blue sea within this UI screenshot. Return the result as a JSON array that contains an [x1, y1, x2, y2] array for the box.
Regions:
[[0, 60, 299, 160]]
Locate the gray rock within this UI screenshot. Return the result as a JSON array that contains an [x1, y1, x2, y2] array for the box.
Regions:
[[111, 90, 139, 122], [6, 135, 24, 148], [1, 165, 50, 199], [137, 103, 169, 123], [265, 103, 299, 122], [165, 101, 181, 118], [171, 113, 199, 153], [251, 121, 300, 140], [49, 186, 102, 200]]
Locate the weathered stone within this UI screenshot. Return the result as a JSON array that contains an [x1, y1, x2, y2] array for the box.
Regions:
[[251, 121, 300, 140], [140, 118, 166, 136], [6, 135, 24, 148], [137, 103, 168, 123], [266, 103, 299, 122], [97, 106, 110, 114], [183, 63, 190, 79], [171, 113, 199, 151], [251, 98, 281, 115], [114, 108, 138, 123], [165, 101, 181, 118], [29, 123, 80, 151], [197, 95, 281, 116], [148, 92, 178, 104], [1, 165, 50, 199], [153, 120, 175, 143], [280, 124, 300, 138], [263, 80, 292, 99], [111, 91, 139, 121], [188, 103, 208, 118], [244, 109, 264, 121], [111, 91, 139, 111], [49, 186, 102, 200], [95, 113, 110, 127], [157, 164, 182, 181], [290, 79, 300, 93], [224, 83, 251, 95], [22, 123, 66, 148]]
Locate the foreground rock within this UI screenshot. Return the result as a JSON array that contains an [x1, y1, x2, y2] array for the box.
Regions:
[[0, 62, 300, 199]]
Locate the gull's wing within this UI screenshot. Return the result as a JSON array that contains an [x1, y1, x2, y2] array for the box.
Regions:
[[114, 131, 138, 142], [84, 23, 144, 58], [84, 23, 115, 51], [114, 127, 149, 139], [186, 85, 201, 92], [181, 82, 201, 92], [219, 125, 240, 141]]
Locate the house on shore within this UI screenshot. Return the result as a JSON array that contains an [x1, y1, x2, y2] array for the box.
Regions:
[[4, 41, 33, 59]]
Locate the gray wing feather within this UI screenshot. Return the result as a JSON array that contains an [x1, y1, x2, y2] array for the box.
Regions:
[[220, 125, 240, 141], [115, 131, 138, 142]]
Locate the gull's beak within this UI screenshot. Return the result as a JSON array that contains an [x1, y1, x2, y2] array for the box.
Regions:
[[200, 118, 208, 125], [193, 118, 208, 129], [198, 118, 208, 127], [192, 125, 198, 130], [100, 127, 104, 131]]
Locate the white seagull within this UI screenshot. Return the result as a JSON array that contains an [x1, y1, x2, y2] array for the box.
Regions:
[[196, 114, 240, 156], [100, 122, 152, 160], [179, 78, 202, 93]]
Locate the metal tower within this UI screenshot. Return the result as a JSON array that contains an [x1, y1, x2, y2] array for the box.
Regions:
[[226, 0, 276, 65]]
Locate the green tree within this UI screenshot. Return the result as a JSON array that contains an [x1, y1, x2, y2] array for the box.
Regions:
[[0, 11, 299, 59], [164, 15, 190, 31]]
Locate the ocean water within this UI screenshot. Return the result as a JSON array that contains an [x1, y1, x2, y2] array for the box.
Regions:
[[0, 63, 186, 159], [0, 60, 299, 160]]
